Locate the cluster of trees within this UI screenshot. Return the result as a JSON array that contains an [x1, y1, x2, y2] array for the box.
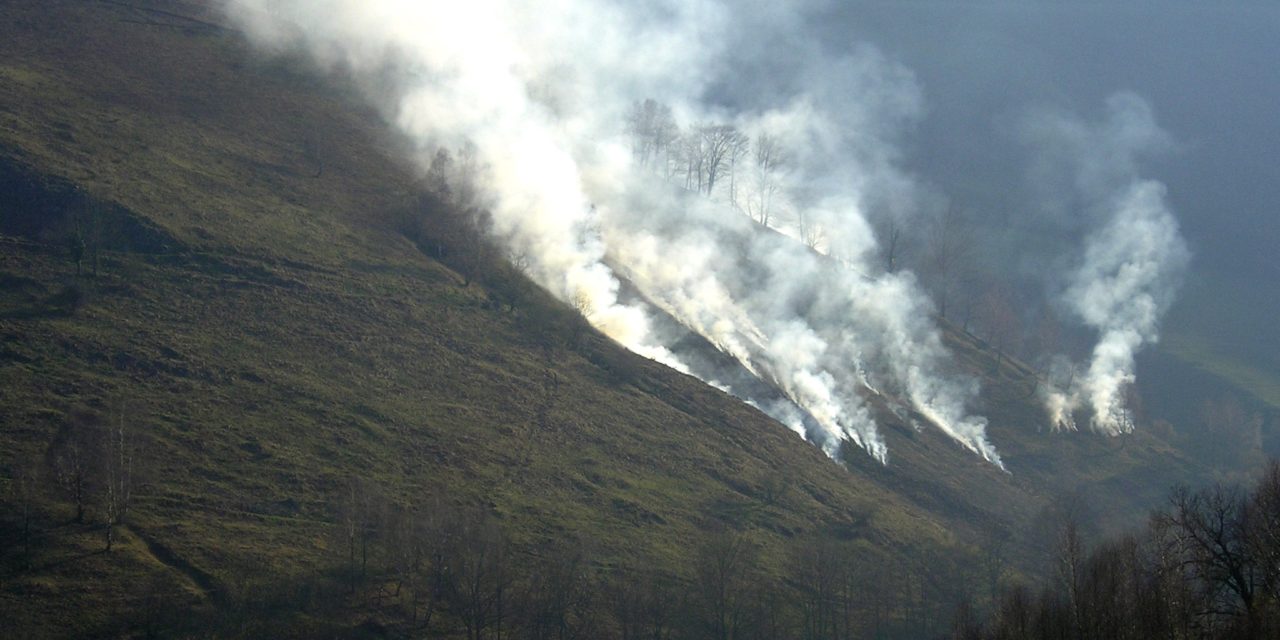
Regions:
[[625, 99, 788, 230], [2, 404, 141, 562], [11, 432, 976, 639], [9, 406, 1279, 639], [315, 475, 981, 640], [621, 99, 1046, 378], [959, 462, 1280, 639]]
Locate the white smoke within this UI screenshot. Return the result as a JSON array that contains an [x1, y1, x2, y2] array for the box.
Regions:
[[221, 0, 1002, 466], [1025, 94, 1190, 433]]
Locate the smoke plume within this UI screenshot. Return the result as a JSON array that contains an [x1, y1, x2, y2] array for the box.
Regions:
[[1023, 94, 1190, 433], [221, 0, 1002, 466]]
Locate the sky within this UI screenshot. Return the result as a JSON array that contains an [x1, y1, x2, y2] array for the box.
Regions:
[[814, 1, 1280, 282]]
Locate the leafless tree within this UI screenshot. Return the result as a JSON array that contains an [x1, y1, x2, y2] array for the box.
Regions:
[[1248, 461, 1280, 605], [62, 188, 105, 278], [1157, 483, 1258, 621], [923, 204, 975, 319], [699, 124, 737, 196], [8, 457, 41, 561], [1022, 307, 1063, 398], [626, 99, 680, 171], [403, 495, 460, 633], [335, 477, 383, 591], [101, 406, 139, 552], [795, 208, 825, 250], [724, 130, 751, 208], [746, 134, 786, 227], [693, 528, 758, 640], [679, 123, 749, 198], [877, 217, 905, 273], [442, 509, 513, 640], [46, 411, 100, 523], [788, 533, 850, 640], [1057, 507, 1088, 631], [950, 599, 985, 640], [608, 566, 680, 640], [520, 541, 595, 640], [980, 525, 1012, 607], [680, 132, 707, 192], [976, 285, 1020, 375], [301, 136, 324, 178]]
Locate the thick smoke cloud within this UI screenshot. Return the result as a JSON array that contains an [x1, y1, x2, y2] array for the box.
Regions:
[[221, 0, 1002, 465], [1023, 94, 1190, 433]]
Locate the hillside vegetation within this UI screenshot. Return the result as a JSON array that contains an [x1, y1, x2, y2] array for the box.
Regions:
[[0, 1, 1247, 638]]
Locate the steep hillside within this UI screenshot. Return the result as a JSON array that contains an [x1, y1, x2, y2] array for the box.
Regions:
[[0, 1, 981, 636], [0, 1, 1225, 637]]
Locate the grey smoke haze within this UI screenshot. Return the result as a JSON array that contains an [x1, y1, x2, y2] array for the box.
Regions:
[[805, 1, 1278, 427], [221, 0, 1005, 466], [1020, 93, 1189, 432], [813, 1, 1280, 372], [218, 0, 1265, 465]]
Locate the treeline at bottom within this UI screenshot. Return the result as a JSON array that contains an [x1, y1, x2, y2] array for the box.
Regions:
[[954, 461, 1280, 640], [186, 477, 976, 640]]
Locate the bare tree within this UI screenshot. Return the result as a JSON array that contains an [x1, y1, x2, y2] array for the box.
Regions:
[[335, 477, 383, 591], [877, 217, 906, 273], [693, 528, 758, 640], [980, 525, 1012, 607], [381, 503, 417, 604], [70, 194, 112, 278], [101, 406, 139, 552], [1157, 483, 1258, 621], [520, 541, 595, 640], [746, 134, 786, 227], [951, 599, 985, 640], [46, 411, 100, 524], [425, 148, 455, 200], [7, 457, 41, 562], [923, 204, 975, 319], [788, 533, 849, 640], [795, 208, 825, 250], [404, 495, 460, 633], [724, 130, 751, 208], [698, 124, 747, 197], [442, 510, 513, 640], [1022, 307, 1063, 397], [625, 99, 680, 171], [976, 285, 1020, 375], [680, 131, 706, 192], [1248, 461, 1280, 605]]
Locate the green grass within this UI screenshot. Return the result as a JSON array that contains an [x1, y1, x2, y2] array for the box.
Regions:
[[1158, 268, 1280, 412], [1163, 333, 1280, 411], [0, 1, 1242, 637], [0, 6, 960, 633]]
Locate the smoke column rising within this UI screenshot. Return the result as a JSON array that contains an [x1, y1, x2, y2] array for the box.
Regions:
[[1025, 94, 1190, 433], [221, 0, 1003, 466]]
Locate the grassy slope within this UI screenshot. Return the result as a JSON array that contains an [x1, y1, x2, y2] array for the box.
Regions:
[[1160, 268, 1280, 412], [0, 0, 1223, 636], [0, 2, 958, 635]]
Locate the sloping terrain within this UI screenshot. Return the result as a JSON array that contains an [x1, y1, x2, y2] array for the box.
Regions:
[[0, 1, 1226, 637]]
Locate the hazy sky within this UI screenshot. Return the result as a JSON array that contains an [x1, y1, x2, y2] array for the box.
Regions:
[[806, 2, 1279, 281]]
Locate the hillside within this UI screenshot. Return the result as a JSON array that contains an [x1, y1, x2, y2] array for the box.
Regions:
[[0, 1, 1236, 638]]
